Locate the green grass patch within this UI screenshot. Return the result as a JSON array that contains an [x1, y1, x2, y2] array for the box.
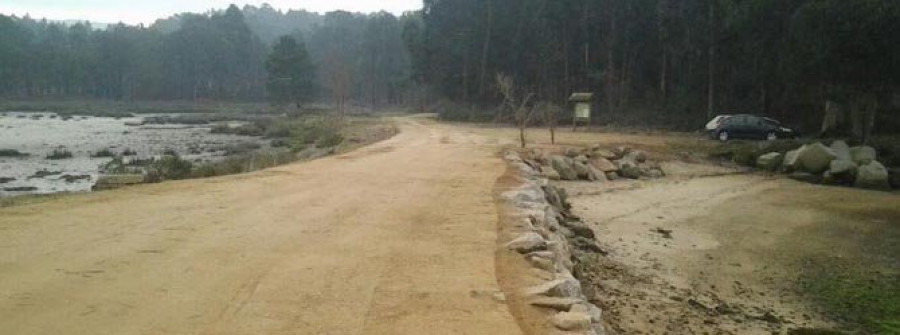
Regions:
[[798, 259, 900, 334]]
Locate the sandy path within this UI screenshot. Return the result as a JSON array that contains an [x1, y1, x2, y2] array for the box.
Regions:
[[0, 116, 522, 335], [564, 164, 899, 334]]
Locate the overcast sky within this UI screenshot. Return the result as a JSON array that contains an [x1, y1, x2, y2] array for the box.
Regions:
[[0, 0, 423, 25]]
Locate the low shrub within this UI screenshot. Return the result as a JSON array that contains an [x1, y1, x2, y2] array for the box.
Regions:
[[263, 122, 295, 138], [210, 122, 267, 137], [46, 148, 74, 160], [288, 119, 344, 151], [145, 155, 193, 182], [317, 132, 345, 148], [223, 142, 262, 155], [91, 148, 116, 158], [270, 139, 289, 148], [190, 151, 297, 178], [210, 124, 232, 134], [0, 149, 28, 157]]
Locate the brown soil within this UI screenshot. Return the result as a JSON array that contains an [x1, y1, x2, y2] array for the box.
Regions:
[[0, 116, 522, 335], [1, 120, 895, 335], [562, 161, 899, 335]]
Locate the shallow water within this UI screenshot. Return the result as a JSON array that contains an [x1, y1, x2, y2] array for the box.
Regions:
[[0, 112, 265, 197]]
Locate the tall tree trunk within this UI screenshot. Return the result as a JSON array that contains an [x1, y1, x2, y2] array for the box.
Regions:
[[550, 125, 556, 145], [707, 0, 716, 119], [462, 47, 471, 104], [520, 127, 526, 148], [606, 7, 617, 115], [478, 0, 494, 98], [660, 49, 668, 109]]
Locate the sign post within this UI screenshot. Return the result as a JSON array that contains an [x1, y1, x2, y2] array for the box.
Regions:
[[569, 93, 593, 132]]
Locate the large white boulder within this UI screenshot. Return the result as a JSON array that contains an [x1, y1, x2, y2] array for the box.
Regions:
[[540, 166, 561, 181], [551, 156, 579, 181], [855, 161, 891, 190], [552, 311, 593, 331], [590, 157, 618, 172], [523, 277, 583, 298], [782, 145, 806, 172], [505, 233, 547, 253], [829, 160, 858, 176], [615, 157, 644, 179], [850, 146, 877, 165], [572, 161, 593, 180], [830, 140, 852, 161], [797, 142, 837, 174], [756, 152, 783, 171]]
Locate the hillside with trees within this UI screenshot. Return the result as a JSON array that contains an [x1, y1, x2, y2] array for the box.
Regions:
[[405, 0, 900, 137], [0, 4, 412, 108], [1, 1, 898, 136]]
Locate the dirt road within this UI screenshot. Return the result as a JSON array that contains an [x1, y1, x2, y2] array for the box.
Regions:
[[0, 116, 523, 335]]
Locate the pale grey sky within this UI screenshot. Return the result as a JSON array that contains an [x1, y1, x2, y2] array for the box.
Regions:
[[0, 0, 422, 25]]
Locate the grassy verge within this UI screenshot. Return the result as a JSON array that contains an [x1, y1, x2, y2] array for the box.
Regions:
[[798, 260, 900, 334], [108, 116, 398, 182], [774, 192, 900, 334]]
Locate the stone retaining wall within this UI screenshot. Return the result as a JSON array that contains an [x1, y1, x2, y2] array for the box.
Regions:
[[498, 150, 607, 335]]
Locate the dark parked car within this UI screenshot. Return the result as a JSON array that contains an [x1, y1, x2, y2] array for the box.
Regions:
[[706, 114, 797, 141]]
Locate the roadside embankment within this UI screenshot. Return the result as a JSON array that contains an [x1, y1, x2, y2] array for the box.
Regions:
[[495, 149, 608, 335]]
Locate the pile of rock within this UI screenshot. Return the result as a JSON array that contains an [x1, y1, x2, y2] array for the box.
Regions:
[[519, 145, 665, 182], [502, 152, 608, 334], [756, 140, 896, 190]]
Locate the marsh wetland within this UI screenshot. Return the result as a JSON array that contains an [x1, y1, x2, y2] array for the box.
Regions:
[[0, 112, 270, 196]]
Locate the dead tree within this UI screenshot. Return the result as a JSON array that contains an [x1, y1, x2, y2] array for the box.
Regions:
[[536, 102, 562, 144], [497, 74, 535, 148]]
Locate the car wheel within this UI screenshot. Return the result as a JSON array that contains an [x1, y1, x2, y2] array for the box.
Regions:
[[766, 132, 778, 141], [718, 130, 729, 142]]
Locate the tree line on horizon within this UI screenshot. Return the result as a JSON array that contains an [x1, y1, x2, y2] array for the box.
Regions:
[[407, 0, 899, 135], [0, 1, 898, 136], [0, 4, 412, 108]]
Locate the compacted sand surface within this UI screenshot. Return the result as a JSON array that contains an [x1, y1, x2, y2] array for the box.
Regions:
[[563, 162, 899, 334], [0, 116, 522, 335]]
